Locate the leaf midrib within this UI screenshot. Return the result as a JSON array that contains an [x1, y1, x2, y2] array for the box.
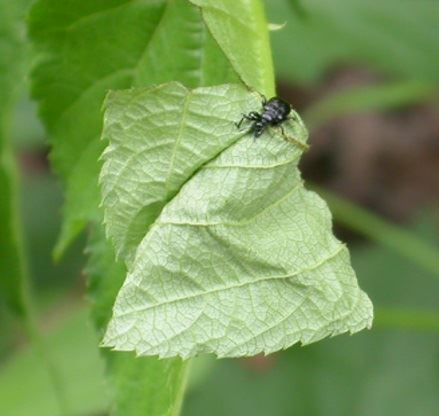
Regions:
[[114, 244, 345, 318], [51, 1, 170, 134]]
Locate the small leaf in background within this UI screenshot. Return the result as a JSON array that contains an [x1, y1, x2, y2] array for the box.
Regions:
[[87, 224, 189, 416], [101, 82, 373, 358], [28, 0, 238, 256], [190, 0, 275, 96]]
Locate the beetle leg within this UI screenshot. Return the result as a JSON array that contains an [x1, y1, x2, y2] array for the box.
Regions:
[[235, 115, 246, 129], [236, 113, 252, 129], [236, 112, 261, 129]]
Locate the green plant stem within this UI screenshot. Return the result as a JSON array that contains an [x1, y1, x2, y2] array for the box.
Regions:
[[254, 0, 276, 97], [173, 359, 192, 416], [375, 307, 439, 332], [312, 186, 439, 278]]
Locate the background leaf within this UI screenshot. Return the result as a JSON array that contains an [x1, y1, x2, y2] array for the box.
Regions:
[[101, 83, 372, 358]]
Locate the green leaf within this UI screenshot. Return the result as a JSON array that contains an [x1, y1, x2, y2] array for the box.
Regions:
[[28, 0, 239, 256], [0, 0, 30, 316], [100, 82, 373, 358], [106, 355, 189, 416], [87, 224, 190, 416], [190, 0, 275, 96]]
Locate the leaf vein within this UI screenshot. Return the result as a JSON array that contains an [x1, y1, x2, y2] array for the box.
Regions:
[[204, 155, 299, 170], [114, 244, 345, 318]]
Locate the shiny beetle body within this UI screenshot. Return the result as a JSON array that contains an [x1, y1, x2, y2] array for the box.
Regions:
[[236, 97, 291, 138]]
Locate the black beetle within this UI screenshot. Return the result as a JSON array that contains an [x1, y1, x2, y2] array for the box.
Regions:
[[236, 96, 292, 138]]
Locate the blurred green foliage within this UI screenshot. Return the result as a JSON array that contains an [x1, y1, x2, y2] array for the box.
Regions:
[[304, 81, 437, 130], [267, 0, 439, 84], [0, 307, 107, 416]]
